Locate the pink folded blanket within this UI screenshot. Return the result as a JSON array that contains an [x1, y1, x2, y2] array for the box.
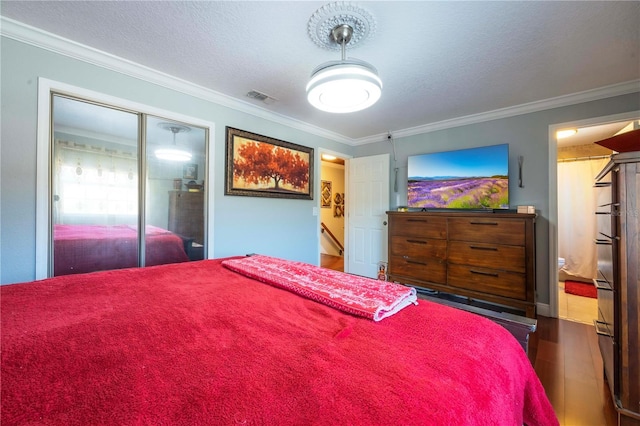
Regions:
[[222, 254, 417, 321]]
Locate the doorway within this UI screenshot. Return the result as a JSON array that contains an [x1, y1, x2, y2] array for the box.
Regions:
[[320, 152, 346, 272], [549, 112, 640, 320]]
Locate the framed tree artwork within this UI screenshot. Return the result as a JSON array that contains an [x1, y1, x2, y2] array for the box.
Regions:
[[224, 127, 314, 200]]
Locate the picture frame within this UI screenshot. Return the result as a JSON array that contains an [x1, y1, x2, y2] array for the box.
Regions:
[[183, 164, 198, 180], [225, 127, 314, 200], [321, 180, 332, 208]]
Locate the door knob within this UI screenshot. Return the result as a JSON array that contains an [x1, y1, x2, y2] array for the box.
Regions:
[[383, 221, 387, 226]]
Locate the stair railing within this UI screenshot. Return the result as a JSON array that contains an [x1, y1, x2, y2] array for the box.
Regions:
[[320, 222, 344, 255]]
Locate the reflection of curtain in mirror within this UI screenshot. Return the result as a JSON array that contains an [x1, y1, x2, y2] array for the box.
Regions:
[[557, 157, 609, 280], [55, 139, 137, 226]]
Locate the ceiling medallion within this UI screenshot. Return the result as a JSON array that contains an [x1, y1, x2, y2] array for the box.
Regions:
[[306, 3, 382, 113], [307, 2, 376, 51]]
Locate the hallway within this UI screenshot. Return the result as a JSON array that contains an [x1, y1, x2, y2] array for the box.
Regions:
[[320, 253, 343, 272]]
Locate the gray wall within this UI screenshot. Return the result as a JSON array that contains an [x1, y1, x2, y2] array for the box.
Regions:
[[0, 37, 353, 284], [353, 93, 640, 307], [2, 34, 639, 310]]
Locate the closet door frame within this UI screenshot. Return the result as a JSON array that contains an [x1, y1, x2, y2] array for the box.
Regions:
[[36, 78, 215, 279]]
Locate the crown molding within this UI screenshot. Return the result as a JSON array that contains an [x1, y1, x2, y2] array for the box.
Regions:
[[352, 79, 640, 146], [0, 17, 352, 145], [2, 16, 638, 147]]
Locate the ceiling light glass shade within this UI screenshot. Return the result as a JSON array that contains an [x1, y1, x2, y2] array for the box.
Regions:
[[154, 148, 192, 162], [306, 59, 382, 113], [556, 129, 578, 139]]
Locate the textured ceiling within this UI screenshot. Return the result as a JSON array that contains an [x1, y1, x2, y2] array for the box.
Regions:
[[1, 1, 639, 143]]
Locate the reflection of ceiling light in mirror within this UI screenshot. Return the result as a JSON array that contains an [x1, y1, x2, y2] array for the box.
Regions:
[[556, 129, 578, 139], [155, 148, 192, 162], [155, 122, 191, 162]]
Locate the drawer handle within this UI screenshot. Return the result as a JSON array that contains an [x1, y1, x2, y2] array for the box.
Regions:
[[407, 219, 428, 223], [470, 269, 499, 277], [469, 221, 498, 226], [594, 320, 613, 337], [406, 239, 427, 244], [597, 231, 619, 240], [593, 279, 611, 291], [469, 245, 498, 251], [594, 238, 613, 245], [406, 260, 427, 266]]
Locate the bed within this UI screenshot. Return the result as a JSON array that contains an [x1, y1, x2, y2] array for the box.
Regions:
[[1, 255, 558, 425], [53, 224, 189, 276]]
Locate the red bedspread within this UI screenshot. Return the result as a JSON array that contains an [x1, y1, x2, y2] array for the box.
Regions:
[[1, 258, 558, 426], [53, 224, 188, 275]]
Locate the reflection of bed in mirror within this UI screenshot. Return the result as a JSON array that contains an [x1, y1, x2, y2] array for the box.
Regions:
[[53, 224, 189, 276]]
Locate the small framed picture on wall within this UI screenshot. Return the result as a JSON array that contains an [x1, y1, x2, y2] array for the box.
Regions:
[[321, 180, 332, 208], [183, 164, 198, 180]]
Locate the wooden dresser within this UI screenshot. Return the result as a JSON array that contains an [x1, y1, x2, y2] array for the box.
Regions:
[[387, 211, 536, 318], [168, 191, 204, 259], [594, 151, 640, 425]]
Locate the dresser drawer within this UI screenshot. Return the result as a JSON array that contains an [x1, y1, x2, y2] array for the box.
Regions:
[[390, 236, 446, 260], [594, 177, 612, 204], [595, 210, 614, 237], [595, 278, 614, 328], [448, 264, 527, 300], [595, 239, 614, 284], [389, 215, 447, 239], [448, 241, 525, 273], [595, 321, 614, 393], [448, 218, 525, 246], [389, 255, 446, 284]]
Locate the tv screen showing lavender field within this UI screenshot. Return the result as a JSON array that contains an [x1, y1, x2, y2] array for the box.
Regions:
[[407, 144, 509, 210]]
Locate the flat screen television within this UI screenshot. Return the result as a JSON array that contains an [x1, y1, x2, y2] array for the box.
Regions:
[[407, 143, 509, 210]]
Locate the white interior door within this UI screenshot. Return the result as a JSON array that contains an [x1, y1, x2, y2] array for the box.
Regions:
[[346, 154, 390, 278]]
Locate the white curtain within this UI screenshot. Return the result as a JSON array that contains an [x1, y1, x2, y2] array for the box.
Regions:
[[54, 140, 138, 225], [557, 157, 609, 280]]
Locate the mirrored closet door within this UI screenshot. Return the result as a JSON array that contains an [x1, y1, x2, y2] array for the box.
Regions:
[[145, 115, 207, 265], [51, 95, 207, 276]]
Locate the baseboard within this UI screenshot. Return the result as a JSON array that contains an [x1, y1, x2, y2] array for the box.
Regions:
[[536, 302, 551, 317]]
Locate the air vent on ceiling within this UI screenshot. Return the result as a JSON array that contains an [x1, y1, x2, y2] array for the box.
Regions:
[[246, 90, 277, 104]]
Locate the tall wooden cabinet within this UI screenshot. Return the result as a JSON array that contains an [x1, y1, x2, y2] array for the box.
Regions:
[[594, 151, 640, 425], [168, 191, 204, 259], [387, 211, 536, 318]]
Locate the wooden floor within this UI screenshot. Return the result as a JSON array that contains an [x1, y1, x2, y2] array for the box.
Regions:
[[320, 254, 343, 272], [530, 316, 618, 426]]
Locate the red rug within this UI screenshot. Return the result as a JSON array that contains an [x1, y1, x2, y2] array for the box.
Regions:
[[564, 280, 597, 299]]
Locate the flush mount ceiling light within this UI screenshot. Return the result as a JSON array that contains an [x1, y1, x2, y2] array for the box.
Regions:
[[306, 3, 381, 113], [556, 128, 578, 139], [155, 122, 191, 162]]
